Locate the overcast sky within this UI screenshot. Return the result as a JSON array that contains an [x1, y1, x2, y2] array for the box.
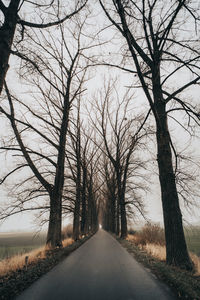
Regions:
[[0, 1, 200, 233]]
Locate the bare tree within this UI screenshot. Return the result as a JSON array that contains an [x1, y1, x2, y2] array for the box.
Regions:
[[99, 0, 200, 270], [0, 0, 88, 95], [101, 156, 118, 233], [91, 80, 150, 237], [0, 14, 92, 247], [66, 123, 101, 238]]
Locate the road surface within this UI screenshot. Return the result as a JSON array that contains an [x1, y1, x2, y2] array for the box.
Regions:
[[16, 230, 176, 300]]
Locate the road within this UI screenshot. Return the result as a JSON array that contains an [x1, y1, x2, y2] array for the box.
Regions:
[[16, 230, 176, 300]]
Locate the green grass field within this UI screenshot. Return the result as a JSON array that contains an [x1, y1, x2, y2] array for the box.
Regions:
[[0, 232, 46, 260], [185, 226, 200, 257]]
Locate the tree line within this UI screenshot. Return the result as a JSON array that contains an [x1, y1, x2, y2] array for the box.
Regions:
[[0, 0, 200, 272]]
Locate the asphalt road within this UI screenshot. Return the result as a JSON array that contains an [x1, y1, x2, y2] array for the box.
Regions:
[[16, 230, 176, 300]]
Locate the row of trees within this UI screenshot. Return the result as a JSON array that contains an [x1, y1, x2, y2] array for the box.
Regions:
[[0, 0, 200, 272], [90, 84, 150, 237], [0, 1, 100, 247], [99, 0, 200, 271]]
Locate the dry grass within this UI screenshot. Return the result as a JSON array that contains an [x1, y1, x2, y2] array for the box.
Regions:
[[0, 237, 74, 277], [62, 237, 73, 247], [0, 246, 47, 277], [143, 243, 166, 261], [129, 223, 165, 246], [127, 235, 200, 275], [190, 253, 200, 275]]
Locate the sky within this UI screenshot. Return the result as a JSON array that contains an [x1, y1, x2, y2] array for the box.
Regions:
[[0, 0, 200, 233]]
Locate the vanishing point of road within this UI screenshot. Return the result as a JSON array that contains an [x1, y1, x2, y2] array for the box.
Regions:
[[16, 230, 176, 300]]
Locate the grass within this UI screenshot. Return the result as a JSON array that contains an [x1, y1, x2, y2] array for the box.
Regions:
[[0, 232, 46, 260], [127, 234, 200, 275], [119, 237, 200, 299], [0, 228, 74, 277], [124, 224, 200, 299], [185, 227, 200, 257], [0, 237, 73, 277], [0, 228, 74, 261], [0, 233, 93, 300], [127, 223, 200, 275]]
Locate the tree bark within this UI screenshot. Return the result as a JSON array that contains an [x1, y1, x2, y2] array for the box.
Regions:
[[47, 93, 70, 247], [46, 192, 62, 247], [120, 196, 127, 238], [73, 180, 81, 241], [116, 197, 120, 236], [73, 197, 81, 240], [154, 86, 193, 270], [81, 164, 87, 235], [73, 126, 81, 241], [110, 193, 116, 233], [0, 0, 20, 94], [117, 171, 127, 238]]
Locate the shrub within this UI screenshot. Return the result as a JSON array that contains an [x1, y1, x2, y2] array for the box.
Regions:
[[133, 223, 165, 246]]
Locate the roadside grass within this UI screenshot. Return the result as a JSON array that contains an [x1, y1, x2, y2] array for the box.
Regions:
[[119, 237, 200, 299], [0, 245, 41, 261], [0, 234, 93, 300], [124, 224, 200, 299], [0, 237, 74, 277], [127, 223, 200, 273], [127, 235, 200, 275]]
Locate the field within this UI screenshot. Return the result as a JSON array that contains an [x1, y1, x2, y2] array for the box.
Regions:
[[0, 226, 200, 261], [185, 226, 200, 257], [0, 232, 46, 260]]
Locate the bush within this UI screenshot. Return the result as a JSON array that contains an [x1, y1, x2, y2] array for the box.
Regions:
[[62, 224, 73, 240], [134, 223, 165, 246]]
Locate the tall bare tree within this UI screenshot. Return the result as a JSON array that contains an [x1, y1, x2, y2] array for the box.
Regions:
[[0, 14, 92, 247], [99, 0, 200, 269]]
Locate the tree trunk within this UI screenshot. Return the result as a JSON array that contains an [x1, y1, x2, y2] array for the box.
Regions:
[[81, 164, 87, 235], [116, 197, 120, 236], [110, 194, 116, 233], [73, 197, 80, 240], [0, 0, 20, 94], [47, 92, 70, 247], [117, 171, 127, 238], [155, 98, 193, 270], [46, 192, 62, 248], [73, 165, 81, 241], [120, 196, 127, 238], [91, 201, 98, 233]]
